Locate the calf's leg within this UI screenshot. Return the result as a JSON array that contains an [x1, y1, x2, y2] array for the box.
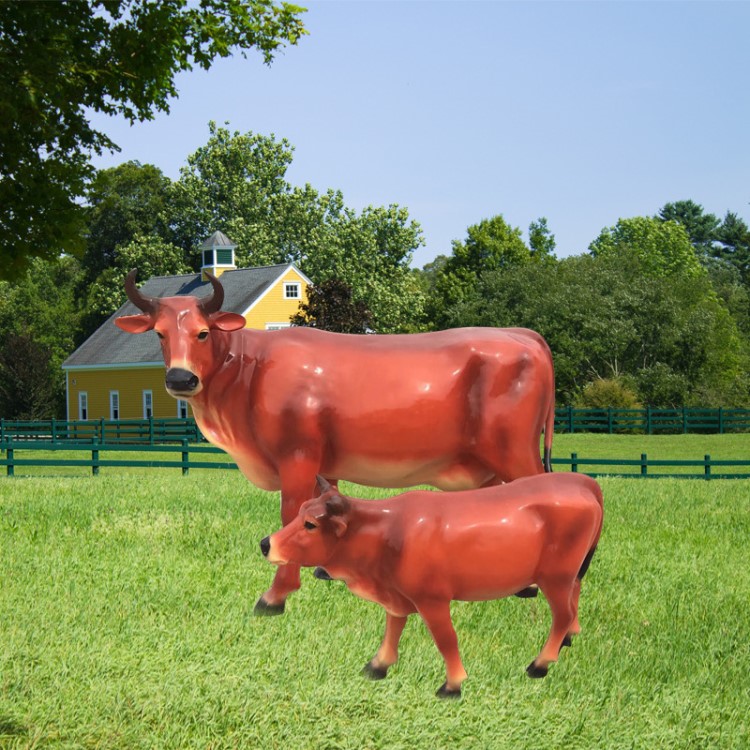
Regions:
[[417, 601, 468, 698], [526, 579, 577, 678], [363, 613, 408, 680]]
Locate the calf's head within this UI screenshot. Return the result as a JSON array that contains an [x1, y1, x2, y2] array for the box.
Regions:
[[114, 269, 246, 397], [261, 477, 350, 567]]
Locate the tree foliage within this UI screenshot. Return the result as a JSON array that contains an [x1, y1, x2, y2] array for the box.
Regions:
[[290, 278, 373, 334], [0, 0, 307, 279]]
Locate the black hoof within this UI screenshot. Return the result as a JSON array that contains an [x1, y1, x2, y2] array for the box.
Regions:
[[562, 634, 573, 648], [526, 661, 548, 679], [253, 598, 286, 616], [514, 585, 539, 598], [436, 681, 462, 699], [313, 566, 333, 580], [362, 662, 388, 680]]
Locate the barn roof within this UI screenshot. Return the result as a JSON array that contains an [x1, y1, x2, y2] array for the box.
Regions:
[[63, 264, 304, 369]]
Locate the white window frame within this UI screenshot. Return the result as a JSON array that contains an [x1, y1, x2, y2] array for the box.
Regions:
[[78, 392, 88, 421], [109, 391, 120, 420], [177, 399, 189, 419], [266, 322, 292, 331], [143, 390, 153, 419], [283, 281, 301, 300]]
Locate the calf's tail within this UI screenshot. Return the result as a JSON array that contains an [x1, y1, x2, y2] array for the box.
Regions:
[[577, 480, 604, 581]]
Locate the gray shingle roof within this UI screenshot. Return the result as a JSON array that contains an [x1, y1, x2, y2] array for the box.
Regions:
[[63, 264, 295, 368], [200, 231, 236, 249]]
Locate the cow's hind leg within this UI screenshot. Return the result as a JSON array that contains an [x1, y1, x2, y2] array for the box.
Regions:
[[526, 579, 577, 678], [363, 613, 408, 680]]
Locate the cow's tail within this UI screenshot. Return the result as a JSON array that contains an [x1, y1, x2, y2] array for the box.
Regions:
[[543, 395, 555, 473], [577, 480, 604, 581]]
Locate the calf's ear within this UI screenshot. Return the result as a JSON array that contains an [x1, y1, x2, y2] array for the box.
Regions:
[[115, 314, 154, 333], [331, 516, 348, 538]]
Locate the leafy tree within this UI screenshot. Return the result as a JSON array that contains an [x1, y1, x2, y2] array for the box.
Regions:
[[0, 0, 307, 279], [0, 331, 59, 419], [528, 217, 557, 262], [81, 234, 190, 338], [0, 256, 82, 417], [589, 216, 703, 278], [441, 248, 749, 406], [83, 161, 174, 283], [171, 124, 426, 332], [290, 278, 373, 333], [426, 214, 534, 328], [714, 211, 750, 286], [658, 200, 720, 257]]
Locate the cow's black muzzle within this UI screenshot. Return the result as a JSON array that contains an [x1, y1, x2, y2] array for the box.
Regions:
[[165, 367, 199, 393]]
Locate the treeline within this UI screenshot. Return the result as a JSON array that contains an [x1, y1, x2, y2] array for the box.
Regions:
[[1, 123, 748, 418]]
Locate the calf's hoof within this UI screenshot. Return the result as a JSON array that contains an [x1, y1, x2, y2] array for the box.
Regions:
[[362, 662, 388, 680], [436, 682, 462, 700], [526, 661, 548, 679], [253, 597, 286, 616], [562, 634, 573, 648], [514, 585, 539, 598], [313, 567, 333, 581]]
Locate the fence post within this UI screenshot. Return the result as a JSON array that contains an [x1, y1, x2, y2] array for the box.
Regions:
[[641, 453, 648, 477], [704, 454, 711, 480], [181, 439, 189, 476], [92, 448, 100, 476], [571, 452, 578, 473], [6, 447, 13, 477]]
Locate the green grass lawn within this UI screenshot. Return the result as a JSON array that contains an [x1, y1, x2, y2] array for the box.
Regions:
[[1, 470, 749, 749]]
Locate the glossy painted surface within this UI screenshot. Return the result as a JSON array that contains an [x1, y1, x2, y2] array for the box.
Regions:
[[264, 473, 603, 697], [115, 270, 556, 610]]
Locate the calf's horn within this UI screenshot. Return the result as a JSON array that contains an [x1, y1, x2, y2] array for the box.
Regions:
[[125, 269, 158, 314], [199, 271, 225, 315], [316, 475, 332, 493]]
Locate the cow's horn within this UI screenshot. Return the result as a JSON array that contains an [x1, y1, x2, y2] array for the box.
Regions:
[[200, 271, 224, 315], [316, 475, 332, 493], [125, 269, 158, 314]]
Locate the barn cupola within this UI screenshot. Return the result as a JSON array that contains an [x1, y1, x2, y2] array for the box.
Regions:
[[200, 231, 237, 280]]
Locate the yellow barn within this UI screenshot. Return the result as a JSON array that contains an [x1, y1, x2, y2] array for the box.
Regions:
[[62, 233, 311, 421]]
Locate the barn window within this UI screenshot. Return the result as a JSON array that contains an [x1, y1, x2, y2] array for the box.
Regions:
[[284, 282, 301, 299], [110, 391, 120, 420], [143, 390, 153, 419], [266, 323, 291, 331], [78, 392, 88, 421], [177, 399, 189, 419]]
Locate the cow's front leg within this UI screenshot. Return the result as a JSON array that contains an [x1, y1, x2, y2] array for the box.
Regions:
[[363, 613, 408, 680], [417, 601, 468, 699], [254, 464, 319, 616]]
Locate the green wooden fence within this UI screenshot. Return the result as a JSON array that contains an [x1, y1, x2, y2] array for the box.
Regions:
[[2, 440, 749, 479], [2, 409, 749, 445]]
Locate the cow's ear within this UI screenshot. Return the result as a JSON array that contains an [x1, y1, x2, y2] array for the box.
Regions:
[[211, 312, 246, 331], [115, 314, 154, 334]]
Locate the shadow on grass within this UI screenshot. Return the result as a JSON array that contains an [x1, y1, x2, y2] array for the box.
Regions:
[[0, 715, 27, 738]]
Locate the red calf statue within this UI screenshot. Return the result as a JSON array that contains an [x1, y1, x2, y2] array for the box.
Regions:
[[116, 270, 556, 614], [261, 473, 603, 698]]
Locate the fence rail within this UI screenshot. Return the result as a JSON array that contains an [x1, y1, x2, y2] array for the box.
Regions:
[[2, 408, 749, 445], [2, 440, 749, 480]]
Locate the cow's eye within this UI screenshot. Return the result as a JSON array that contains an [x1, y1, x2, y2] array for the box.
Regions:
[[304, 520, 317, 531], [197, 330, 209, 341]]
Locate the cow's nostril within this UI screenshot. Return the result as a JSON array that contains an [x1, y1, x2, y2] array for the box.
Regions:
[[260, 536, 271, 557]]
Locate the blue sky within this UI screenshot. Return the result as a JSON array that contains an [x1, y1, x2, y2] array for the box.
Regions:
[[90, 1, 750, 268]]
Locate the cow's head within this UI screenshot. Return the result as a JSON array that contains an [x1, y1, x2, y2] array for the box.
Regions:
[[114, 269, 246, 398], [261, 476, 350, 566]]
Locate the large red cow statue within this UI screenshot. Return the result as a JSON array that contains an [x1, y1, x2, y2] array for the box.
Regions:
[[262, 473, 603, 698], [115, 270, 556, 614]]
